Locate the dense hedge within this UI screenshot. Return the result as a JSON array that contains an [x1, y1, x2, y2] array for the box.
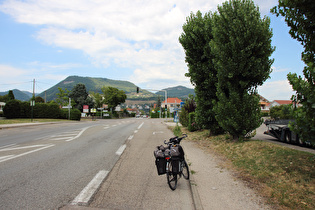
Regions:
[[3, 100, 81, 120], [60, 109, 81, 121], [3, 100, 21, 119]]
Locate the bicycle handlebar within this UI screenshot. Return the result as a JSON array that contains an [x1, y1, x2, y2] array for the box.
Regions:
[[164, 134, 187, 145]]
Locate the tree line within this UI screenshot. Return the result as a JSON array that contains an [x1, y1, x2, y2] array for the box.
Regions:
[[1, 84, 127, 120]]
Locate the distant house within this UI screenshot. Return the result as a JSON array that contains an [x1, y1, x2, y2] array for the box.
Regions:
[[269, 100, 293, 108], [126, 108, 139, 115], [258, 95, 270, 112], [0, 102, 5, 113], [162, 98, 182, 113]]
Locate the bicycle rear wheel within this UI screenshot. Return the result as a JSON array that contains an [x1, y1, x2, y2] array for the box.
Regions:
[[181, 160, 189, 180], [167, 161, 177, 190]]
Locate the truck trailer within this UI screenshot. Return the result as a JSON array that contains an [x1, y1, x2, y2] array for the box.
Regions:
[[264, 119, 305, 146]]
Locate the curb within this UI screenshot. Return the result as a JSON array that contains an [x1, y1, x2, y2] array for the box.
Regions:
[[189, 173, 203, 210]]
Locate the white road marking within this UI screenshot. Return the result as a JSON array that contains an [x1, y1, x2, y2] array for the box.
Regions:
[[0, 144, 52, 152], [66, 126, 92, 142], [0, 155, 14, 160], [115, 144, 126, 156], [134, 130, 138, 133], [71, 170, 109, 206], [0, 144, 55, 163], [0, 144, 16, 150], [153, 131, 164, 135], [138, 122, 144, 129], [128, 135, 134, 140]]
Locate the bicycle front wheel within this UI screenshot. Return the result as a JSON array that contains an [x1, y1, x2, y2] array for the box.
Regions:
[[181, 160, 189, 180], [167, 161, 177, 190]]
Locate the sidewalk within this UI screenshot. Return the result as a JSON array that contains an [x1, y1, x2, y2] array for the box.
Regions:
[[0, 122, 51, 129], [165, 121, 270, 209], [182, 140, 270, 210]]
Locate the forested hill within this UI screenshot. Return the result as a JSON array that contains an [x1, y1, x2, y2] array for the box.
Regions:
[[37, 76, 156, 101], [155, 86, 195, 99], [1, 76, 195, 102]]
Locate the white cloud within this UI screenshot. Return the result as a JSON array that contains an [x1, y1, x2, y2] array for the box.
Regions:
[[0, 0, 278, 91], [258, 80, 295, 101]]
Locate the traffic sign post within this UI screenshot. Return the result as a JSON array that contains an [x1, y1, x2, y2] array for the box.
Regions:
[[30, 100, 35, 122]]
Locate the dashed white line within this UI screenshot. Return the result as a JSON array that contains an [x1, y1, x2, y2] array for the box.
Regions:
[[71, 170, 109, 206], [128, 135, 134, 140], [115, 144, 126, 156], [138, 122, 144, 130]]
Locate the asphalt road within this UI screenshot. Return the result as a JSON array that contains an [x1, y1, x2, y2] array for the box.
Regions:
[[87, 118, 193, 209], [0, 119, 142, 209]]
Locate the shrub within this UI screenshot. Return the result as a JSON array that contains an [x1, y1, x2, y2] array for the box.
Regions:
[[270, 104, 293, 119], [179, 108, 189, 127], [150, 112, 159, 118], [188, 112, 199, 132], [20, 101, 31, 118], [3, 100, 21, 119], [173, 124, 182, 136], [61, 109, 81, 121]]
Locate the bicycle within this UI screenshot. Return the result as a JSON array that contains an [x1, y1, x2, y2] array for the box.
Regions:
[[154, 134, 190, 191]]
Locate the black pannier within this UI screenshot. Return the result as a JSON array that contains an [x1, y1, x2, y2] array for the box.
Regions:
[[171, 158, 181, 174], [154, 145, 167, 175], [170, 145, 184, 160], [155, 158, 166, 175]]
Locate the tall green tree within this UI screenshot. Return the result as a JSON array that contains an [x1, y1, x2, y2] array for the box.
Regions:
[[179, 11, 223, 135], [211, 0, 274, 141], [101, 86, 127, 110], [90, 91, 103, 108], [69, 83, 94, 112], [55, 87, 70, 106], [272, 0, 315, 143], [8, 90, 15, 100]]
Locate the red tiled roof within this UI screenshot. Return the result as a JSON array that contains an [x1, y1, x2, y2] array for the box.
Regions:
[[162, 98, 182, 103], [273, 100, 293, 105]]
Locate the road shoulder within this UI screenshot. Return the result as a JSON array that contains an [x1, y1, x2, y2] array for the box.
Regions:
[[182, 139, 271, 210]]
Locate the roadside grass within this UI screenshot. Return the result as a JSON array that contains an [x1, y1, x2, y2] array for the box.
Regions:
[[0, 118, 70, 124], [179, 127, 315, 210]]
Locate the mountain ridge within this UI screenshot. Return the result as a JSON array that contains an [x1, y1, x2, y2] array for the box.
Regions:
[[0, 76, 195, 102]]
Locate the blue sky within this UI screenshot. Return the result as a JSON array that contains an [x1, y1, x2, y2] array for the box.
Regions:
[[0, 0, 305, 101]]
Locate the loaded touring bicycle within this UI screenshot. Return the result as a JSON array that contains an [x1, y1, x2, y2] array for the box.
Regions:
[[154, 134, 190, 190]]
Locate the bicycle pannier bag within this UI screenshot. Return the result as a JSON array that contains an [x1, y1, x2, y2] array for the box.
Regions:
[[170, 145, 184, 159], [155, 158, 166, 175], [171, 158, 181, 174], [154, 146, 166, 175], [154, 148, 164, 158]]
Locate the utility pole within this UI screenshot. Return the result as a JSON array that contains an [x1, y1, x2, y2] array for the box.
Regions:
[[31, 79, 35, 122], [68, 98, 71, 120]]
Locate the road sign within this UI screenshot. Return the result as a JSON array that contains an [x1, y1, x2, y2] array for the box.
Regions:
[[83, 105, 89, 113]]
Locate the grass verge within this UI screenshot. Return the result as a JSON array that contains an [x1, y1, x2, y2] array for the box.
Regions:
[[178, 127, 315, 210]]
